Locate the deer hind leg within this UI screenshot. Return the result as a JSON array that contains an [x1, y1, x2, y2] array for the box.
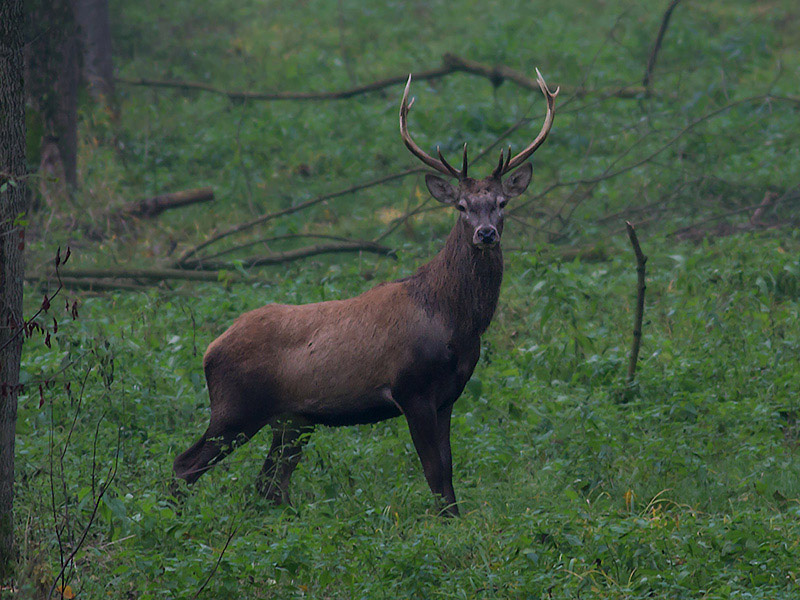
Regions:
[[173, 374, 269, 485], [173, 410, 264, 484], [256, 416, 314, 505]]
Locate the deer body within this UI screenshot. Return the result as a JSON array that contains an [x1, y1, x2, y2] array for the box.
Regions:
[[174, 71, 558, 516]]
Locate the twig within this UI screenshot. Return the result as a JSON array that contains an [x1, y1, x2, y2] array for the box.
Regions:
[[55, 268, 251, 282], [195, 233, 358, 262], [122, 188, 214, 218], [442, 53, 645, 98], [625, 221, 647, 387], [185, 240, 395, 271], [27, 277, 152, 292], [0, 247, 67, 355], [47, 413, 121, 600], [642, 0, 683, 91], [176, 169, 420, 265], [669, 184, 800, 238], [118, 53, 646, 104], [192, 523, 239, 599], [117, 66, 454, 102]]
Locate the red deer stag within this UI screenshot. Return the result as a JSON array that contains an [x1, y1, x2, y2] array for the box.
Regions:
[[173, 70, 558, 516]]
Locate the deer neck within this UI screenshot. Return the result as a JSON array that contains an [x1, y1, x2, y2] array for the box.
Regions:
[[410, 217, 504, 340]]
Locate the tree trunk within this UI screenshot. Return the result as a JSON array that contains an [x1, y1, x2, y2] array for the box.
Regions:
[[0, 0, 28, 579], [74, 0, 115, 102], [25, 0, 80, 197]]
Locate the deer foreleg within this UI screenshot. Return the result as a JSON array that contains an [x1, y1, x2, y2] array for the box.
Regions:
[[404, 398, 450, 513], [436, 403, 459, 516]]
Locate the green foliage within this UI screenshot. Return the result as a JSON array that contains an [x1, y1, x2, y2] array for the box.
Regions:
[[15, 0, 800, 597]]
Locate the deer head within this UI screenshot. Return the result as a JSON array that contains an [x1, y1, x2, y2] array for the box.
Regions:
[[400, 69, 559, 248]]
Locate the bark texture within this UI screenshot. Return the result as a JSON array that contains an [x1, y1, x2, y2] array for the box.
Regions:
[[0, 0, 28, 579]]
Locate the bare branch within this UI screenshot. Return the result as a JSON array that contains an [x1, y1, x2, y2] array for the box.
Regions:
[[643, 0, 684, 90], [625, 221, 647, 388], [56, 268, 251, 282], [192, 523, 238, 599], [122, 188, 214, 218], [185, 240, 395, 271], [176, 168, 420, 265], [118, 53, 647, 104]]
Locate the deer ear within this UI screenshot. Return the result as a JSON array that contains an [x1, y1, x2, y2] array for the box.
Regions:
[[503, 162, 533, 197], [425, 174, 457, 204]]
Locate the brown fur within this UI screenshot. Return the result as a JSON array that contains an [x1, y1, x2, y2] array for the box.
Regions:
[[174, 168, 532, 516]]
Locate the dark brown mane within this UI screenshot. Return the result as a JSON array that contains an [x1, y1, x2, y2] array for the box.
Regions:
[[407, 217, 503, 340]]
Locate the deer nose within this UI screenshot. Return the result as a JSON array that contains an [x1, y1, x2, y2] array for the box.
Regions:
[[475, 226, 498, 245]]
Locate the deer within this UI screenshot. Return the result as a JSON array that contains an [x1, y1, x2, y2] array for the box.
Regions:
[[173, 69, 558, 516]]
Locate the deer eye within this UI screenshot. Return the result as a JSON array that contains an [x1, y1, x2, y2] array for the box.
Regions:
[[456, 202, 467, 212], [498, 199, 508, 209]]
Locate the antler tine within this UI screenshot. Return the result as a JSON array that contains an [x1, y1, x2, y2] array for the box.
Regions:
[[491, 148, 505, 179], [399, 75, 463, 179], [437, 146, 461, 179], [499, 68, 559, 177], [461, 143, 469, 179]]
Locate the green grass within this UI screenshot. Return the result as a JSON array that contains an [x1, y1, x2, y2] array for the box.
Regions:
[[13, 0, 800, 597]]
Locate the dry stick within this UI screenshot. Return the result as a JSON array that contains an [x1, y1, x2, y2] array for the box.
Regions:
[[176, 168, 421, 265], [668, 183, 800, 237], [442, 53, 645, 98], [47, 416, 121, 600], [56, 268, 250, 282], [642, 0, 683, 90], [122, 187, 214, 218], [625, 221, 647, 388], [27, 276, 152, 292], [192, 523, 239, 599], [118, 53, 646, 103], [187, 241, 395, 272], [118, 66, 454, 101], [196, 232, 358, 262]]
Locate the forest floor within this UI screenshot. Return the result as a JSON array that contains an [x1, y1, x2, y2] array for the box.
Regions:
[[13, 0, 800, 597]]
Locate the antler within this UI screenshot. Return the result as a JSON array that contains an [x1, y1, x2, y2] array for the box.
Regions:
[[400, 75, 467, 180], [492, 68, 559, 179]]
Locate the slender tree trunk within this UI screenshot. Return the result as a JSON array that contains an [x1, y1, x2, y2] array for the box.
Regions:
[[74, 0, 115, 102], [25, 0, 80, 197], [0, 0, 28, 579]]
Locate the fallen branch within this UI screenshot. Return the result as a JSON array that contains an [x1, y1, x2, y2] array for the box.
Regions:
[[643, 0, 683, 90], [669, 184, 800, 240], [195, 233, 358, 263], [57, 267, 249, 282], [442, 53, 646, 98], [27, 276, 153, 292], [122, 187, 214, 218], [117, 66, 454, 102], [625, 221, 647, 389], [184, 240, 395, 271], [176, 169, 419, 265], [119, 53, 646, 105]]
